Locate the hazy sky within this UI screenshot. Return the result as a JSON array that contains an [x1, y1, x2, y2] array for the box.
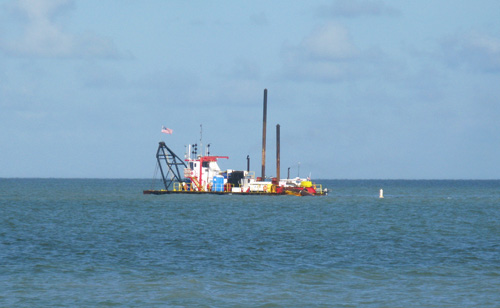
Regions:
[[1, 0, 499, 179]]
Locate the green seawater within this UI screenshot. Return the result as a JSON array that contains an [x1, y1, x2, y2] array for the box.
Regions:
[[1, 179, 499, 307]]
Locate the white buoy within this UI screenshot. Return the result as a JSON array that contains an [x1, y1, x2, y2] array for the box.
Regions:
[[379, 188, 384, 199]]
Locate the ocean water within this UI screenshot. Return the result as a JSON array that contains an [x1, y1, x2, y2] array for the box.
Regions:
[[1, 179, 499, 307]]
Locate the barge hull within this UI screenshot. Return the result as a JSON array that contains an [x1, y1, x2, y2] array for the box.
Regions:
[[143, 190, 326, 196], [144, 190, 288, 196]]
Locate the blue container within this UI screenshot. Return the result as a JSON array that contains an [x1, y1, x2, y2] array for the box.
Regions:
[[212, 176, 224, 192]]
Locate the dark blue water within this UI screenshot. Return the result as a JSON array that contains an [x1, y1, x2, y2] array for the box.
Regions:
[[1, 179, 499, 307]]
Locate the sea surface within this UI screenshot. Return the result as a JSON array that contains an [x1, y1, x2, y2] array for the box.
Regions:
[[1, 179, 499, 307]]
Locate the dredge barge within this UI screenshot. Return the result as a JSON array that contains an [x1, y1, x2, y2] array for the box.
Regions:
[[143, 89, 328, 196]]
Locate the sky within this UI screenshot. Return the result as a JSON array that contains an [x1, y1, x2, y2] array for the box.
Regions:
[[1, 0, 500, 179]]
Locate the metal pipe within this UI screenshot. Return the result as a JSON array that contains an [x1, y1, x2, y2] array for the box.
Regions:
[[261, 88, 267, 179], [276, 124, 280, 182]]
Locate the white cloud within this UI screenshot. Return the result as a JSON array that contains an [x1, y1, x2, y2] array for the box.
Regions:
[[441, 32, 500, 73], [1, 0, 119, 58], [16, 0, 72, 19], [301, 24, 357, 61], [280, 23, 359, 82]]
